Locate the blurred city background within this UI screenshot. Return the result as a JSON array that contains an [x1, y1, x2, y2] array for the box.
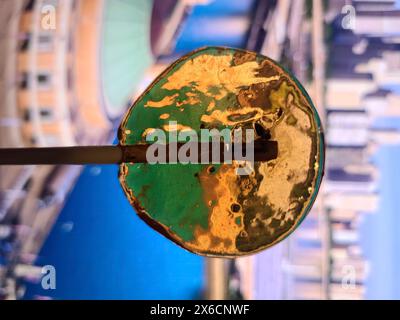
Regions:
[[0, 0, 400, 300]]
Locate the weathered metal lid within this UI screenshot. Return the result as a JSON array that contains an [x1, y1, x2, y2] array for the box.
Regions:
[[119, 47, 324, 257]]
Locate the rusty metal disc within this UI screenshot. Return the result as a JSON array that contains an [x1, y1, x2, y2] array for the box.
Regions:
[[119, 47, 324, 257]]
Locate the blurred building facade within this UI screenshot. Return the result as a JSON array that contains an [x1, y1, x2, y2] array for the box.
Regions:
[[238, 0, 400, 300], [0, 0, 153, 299]]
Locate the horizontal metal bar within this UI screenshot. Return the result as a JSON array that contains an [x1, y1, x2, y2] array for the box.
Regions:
[[0, 140, 278, 165]]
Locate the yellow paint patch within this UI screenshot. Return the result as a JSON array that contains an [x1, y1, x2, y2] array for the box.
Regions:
[[162, 123, 193, 132], [162, 54, 279, 100], [145, 93, 179, 108], [159, 113, 170, 120]]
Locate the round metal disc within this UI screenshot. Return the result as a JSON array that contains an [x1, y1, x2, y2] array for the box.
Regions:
[[118, 47, 324, 257]]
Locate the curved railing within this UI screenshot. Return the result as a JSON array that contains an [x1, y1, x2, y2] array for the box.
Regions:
[[100, 0, 153, 120]]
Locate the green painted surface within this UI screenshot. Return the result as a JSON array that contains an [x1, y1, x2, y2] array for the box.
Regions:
[[121, 163, 209, 242], [120, 48, 235, 243]]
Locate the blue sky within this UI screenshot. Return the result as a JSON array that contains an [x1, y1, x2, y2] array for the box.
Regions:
[[361, 84, 400, 299], [24, 164, 204, 299], [360, 145, 400, 299]]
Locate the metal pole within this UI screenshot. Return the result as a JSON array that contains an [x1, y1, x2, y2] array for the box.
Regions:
[[0, 140, 277, 165]]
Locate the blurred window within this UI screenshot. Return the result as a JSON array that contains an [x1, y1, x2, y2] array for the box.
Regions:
[[19, 72, 29, 89], [67, 68, 73, 90], [22, 109, 31, 122], [37, 72, 52, 90], [23, 108, 54, 122], [68, 34, 73, 52], [30, 136, 37, 145], [19, 34, 31, 52], [22, 178, 33, 191], [38, 34, 54, 52], [40, 108, 52, 118], [24, 0, 35, 12]]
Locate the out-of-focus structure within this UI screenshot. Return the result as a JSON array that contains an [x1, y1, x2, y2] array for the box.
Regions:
[[0, 0, 153, 299], [156, 0, 400, 300], [1, 0, 400, 300], [235, 0, 400, 300]]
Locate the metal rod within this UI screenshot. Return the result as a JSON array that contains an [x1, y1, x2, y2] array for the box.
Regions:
[[0, 140, 277, 165]]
